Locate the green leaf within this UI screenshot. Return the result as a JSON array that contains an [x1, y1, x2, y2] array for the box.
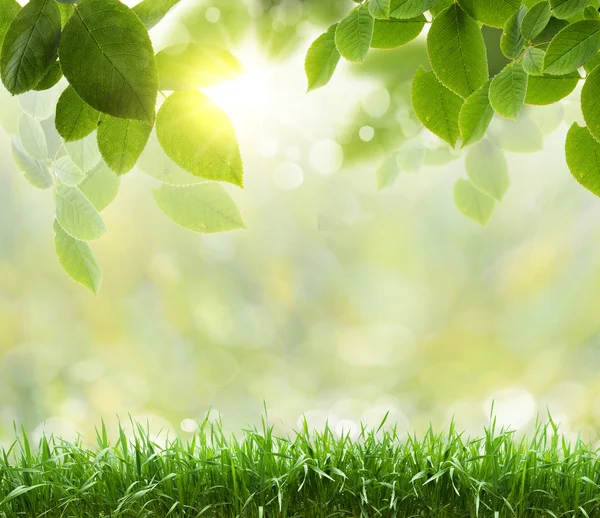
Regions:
[[522, 47, 546, 75], [11, 135, 53, 189], [335, 6, 374, 63], [543, 20, 600, 75], [550, 0, 589, 19], [156, 91, 243, 186], [19, 113, 47, 160], [0, 0, 20, 50], [371, 16, 426, 49], [79, 162, 120, 212], [97, 115, 152, 175], [33, 60, 62, 91], [305, 24, 341, 91], [524, 71, 579, 104], [53, 156, 86, 186], [465, 139, 509, 200], [585, 51, 600, 72], [57, 3, 74, 25], [64, 133, 102, 174], [521, 2, 552, 41], [500, 7, 526, 59], [489, 62, 528, 119], [453, 177, 496, 225], [55, 86, 100, 143], [430, 0, 454, 17], [156, 44, 243, 90], [581, 64, 600, 142], [369, 0, 391, 18], [584, 5, 600, 20], [54, 220, 101, 295], [137, 130, 200, 186], [132, 0, 181, 30], [411, 67, 463, 147], [457, 0, 522, 28], [565, 123, 600, 196], [55, 183, 106, 241], [0, 0, 61, 94], [427, 4, 489, 98], [532, 16, 569, 44], [389, 0, 438, 18], [59, 0, 158, 122], [153, 183, 246, 233], [459, 81, 494, 147]]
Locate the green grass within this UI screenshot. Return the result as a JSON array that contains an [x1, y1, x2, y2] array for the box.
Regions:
[[1, 413, 600, 517]]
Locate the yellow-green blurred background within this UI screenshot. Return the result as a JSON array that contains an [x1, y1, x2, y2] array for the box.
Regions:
[[0, 0, 599, 443]]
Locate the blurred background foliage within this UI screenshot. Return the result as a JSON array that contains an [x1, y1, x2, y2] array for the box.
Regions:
[[0, 0, 599, 444]]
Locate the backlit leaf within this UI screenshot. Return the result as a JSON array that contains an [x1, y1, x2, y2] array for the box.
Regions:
[[156, 91, 243, 186], [305, 24, 341, 91], [453, 177, 495, 225], [490, 62, 528, 119], [79, 162, 120, 212], [132, 0, 181, 29], [11, 135, 53, 189], [522, 47, 546, 75], [53, 156, 86, 186], [97, 115, 152, 175], [335, 6, 374, 63], [55, 86, 100, 142], [543, 20, 600, 75], [371, 16, 426, 49], [18, 113, 47, 160], [459, 81, 494, 147], [521, 1, 551, 41], [580, 64, 600, 142], [550, 0, 589, 19], [55, 183, 106, 241], [565, 123, 600, 196], [500, 7, 526, 59], [457, 0, 522, 28], [465, 139, 509, 200], [524, 71, 579, 104], [389, 0, 438, 19], [369, 0, 391, 18]]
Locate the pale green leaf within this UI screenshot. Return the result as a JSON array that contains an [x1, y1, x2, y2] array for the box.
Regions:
[[79, 161, 120, 212], [156, 91, 243, 186], [55, 183, 106, 241], [397, 139, 425, 173], [132, 0, 181, 29], [53, 156, 86, 186], [501, 7, 526, 59], [565, 123, 600, 196], [525, 71, 580, 104], [459, 81, 494, 147], [54, 220, 101, 295], [465, 139, 509, 200], [521, 1, 552, 41], [369, 0, 391, 18], [137, 130, 201, 186], [18, 88, 58, 120], [59, 0, 158, 121], [427, 4, 489, 98], [335, 6, 374, 63], [522, 47, 546, 75], [156, 44, 243, 90], [371, 16, 426, 49], [64, 133, 102, 174], [543, 20, 600, 75], [153, 183, 246, 233], [489, 116, 544, 152], [18, 113, 47, 160], [55, 86, 100, 142], [457, 0, 523, 28], [0, 0, 61, 94], [305, 24, 341, 91], [489, 62, 528, 119], [375, 154, 400, 190], [97, 115, 152, 175], [389, 0, 438, 18], [411, 67, 463, 147], [453, 177, 496, 225], [550, 0, 589, 19], [11, 135, 53, 189]]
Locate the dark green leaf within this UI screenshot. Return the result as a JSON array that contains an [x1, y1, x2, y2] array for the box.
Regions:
[[0, 0, 21, 50], [457, 0, 522, 28], [500, 7, 526, 58], [550, 0, 589, 19], [0, 0, 61, 94], [521, 2, 552, 41], [59, 0, 158, 122], [525, 71, 580, 104], [33, 60, 62, 91]]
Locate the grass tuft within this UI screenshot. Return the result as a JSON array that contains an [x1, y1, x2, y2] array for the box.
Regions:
[[0, 414, 599, 517]]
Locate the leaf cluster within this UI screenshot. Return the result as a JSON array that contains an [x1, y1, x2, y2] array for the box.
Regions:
[[0, 0, 246, 293], [306, 0, 600, 224]]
